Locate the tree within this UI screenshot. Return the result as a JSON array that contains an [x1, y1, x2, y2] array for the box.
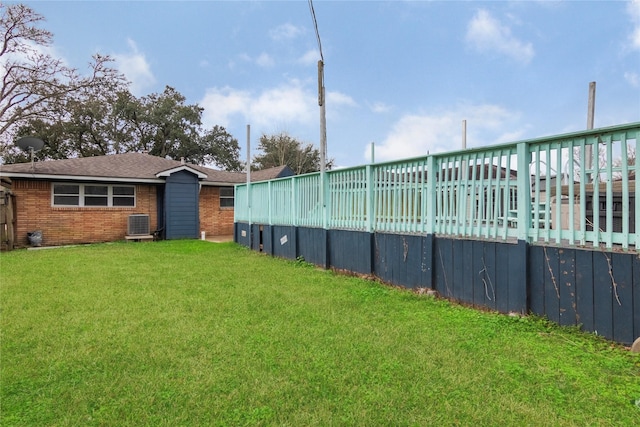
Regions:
[[0, 4, 125, 138], [252, 132, 332, 174], [123, 86, 202, 160], [198, 125, 243, 172], [0, 5, 242, 170]]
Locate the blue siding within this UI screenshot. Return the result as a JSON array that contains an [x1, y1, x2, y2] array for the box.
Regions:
[[373, 234, 431, 289], [272, 225, 297, 260], [165, 171, 199, 240], [297, 228, 328, 268], [235, 223, 251, 247], [328, 230, 372, 274]]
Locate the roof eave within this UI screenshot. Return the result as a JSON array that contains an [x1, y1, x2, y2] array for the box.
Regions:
[[156, 165, 208, 179], [0, 172, 164, 184]]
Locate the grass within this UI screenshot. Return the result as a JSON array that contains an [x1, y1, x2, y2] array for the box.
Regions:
[[1, 240, 639, 426]]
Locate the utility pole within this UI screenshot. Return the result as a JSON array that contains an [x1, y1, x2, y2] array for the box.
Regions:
[[318, 60, 326, 174], [309, 0, 327, 228], [586, 81, 596, 182]]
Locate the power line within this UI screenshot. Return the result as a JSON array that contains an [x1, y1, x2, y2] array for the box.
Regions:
[[308, 0, 323, 62]]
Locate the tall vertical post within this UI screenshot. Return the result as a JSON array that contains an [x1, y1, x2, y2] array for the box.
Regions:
[[586, 82, 596, 182], [425, 155, 436, 234], [319, 60, 328, 229], [462, 120, 467, 150], [516, 141, 531, 242], [366, 143, 375, 233], [246, 124, 251, 231]]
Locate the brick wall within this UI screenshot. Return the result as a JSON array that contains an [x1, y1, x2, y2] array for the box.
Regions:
[[199, 186, 234, 236], [12, 179, 158, 247]]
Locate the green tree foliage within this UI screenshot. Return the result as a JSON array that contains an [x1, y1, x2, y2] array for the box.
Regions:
[[198, 125, 243, 172], [252, 132, 332, 175], [0, 4, 241, 170]]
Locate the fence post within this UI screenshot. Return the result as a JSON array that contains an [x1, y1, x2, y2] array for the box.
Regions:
[[636, 129, 640, 248], [323, 172, 330, 229], [516, 142, 531, 242], [292, 176, 297, 227], [366, 163, 374, 233], [425, 155, 436, 234], [268, 181, 272, 226]]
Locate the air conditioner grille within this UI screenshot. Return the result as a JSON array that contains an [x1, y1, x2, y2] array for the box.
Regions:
[[128, 214, 150, 235]]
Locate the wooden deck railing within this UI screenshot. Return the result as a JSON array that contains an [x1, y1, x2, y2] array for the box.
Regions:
[[235, 122, 640, 251]]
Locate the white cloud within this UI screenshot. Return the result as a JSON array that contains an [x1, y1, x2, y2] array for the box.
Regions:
[[200, 80, 315, 130], [112, 39, 155, 96], [369, 101, 392, 114], [199, 86, 252, 128], [298, 49, 320, 66], [229, 52, 275, 69], [627, 0, 640, 50], [327, 91, 357, 108], [250, 82, 315, 126], [465, 9, 534, 64], [370, 104, 522, 163], [269, 23, 304, 41], [624, 71, 639, 87], [255, 52, 275, 68]]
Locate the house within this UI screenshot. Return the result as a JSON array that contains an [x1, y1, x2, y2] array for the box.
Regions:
[[0, 152, 293, 248]]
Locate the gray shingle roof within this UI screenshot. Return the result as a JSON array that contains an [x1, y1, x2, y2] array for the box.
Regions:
[[0, 153, 293, 184]]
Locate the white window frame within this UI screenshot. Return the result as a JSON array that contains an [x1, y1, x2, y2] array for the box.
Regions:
[[52, 183, 136, 207]]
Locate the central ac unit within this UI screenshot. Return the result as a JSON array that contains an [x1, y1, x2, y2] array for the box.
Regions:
[[128, 214, 150, 235]]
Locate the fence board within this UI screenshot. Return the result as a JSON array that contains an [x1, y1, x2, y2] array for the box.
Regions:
[[234, 222, 251, 248], [575, 250, 595, 332], [328, 230, 372, 274], [634, 256, 640, 342], [373, 233, 390, 283], [495, 243, 510, 313], [404, 235, 424, 289], [461, 240, 474, 304], [508, 241, 528, 313], [528, 246, 544, 316], [611, 252, 634, 344], [452, 239, 464, 302], [592, 252, 613, 339], [272, 225, 296, 260], [543, 246, 561, 324], [297, 227, 327, 268], [472, 240, 486, 306], [422, 234, 434, 289], [434, 238, 453, 298], [557, 248, 577, 326]]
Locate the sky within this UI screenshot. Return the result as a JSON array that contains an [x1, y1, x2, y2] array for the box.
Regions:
[[15, 0, 640, 168]]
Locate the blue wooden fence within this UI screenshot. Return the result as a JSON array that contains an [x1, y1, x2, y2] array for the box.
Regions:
[[234, 123, 640, 345]]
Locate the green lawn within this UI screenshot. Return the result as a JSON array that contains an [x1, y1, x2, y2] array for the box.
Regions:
[[1, 240, 639, 426]]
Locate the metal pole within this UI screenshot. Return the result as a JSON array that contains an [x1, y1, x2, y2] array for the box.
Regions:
[[370, 142, 375, 164], [246, 124, 251, 229]]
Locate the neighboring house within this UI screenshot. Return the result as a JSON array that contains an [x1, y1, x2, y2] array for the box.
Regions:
[[0, 152, 293, 248]]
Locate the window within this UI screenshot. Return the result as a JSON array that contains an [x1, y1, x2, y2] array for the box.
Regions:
[[112, 186, 135, 206], [53, 184, 80, 206], [52, 183, 135, 207], [220, 187, 234, 208]]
